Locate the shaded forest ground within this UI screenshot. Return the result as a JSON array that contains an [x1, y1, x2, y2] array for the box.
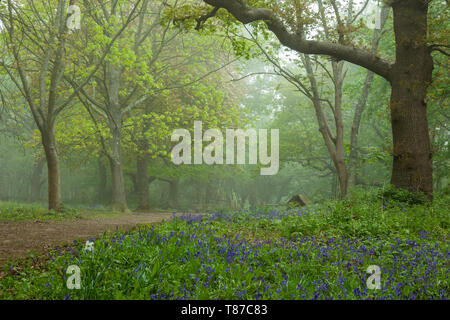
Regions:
[[0, 212, 202, 266]]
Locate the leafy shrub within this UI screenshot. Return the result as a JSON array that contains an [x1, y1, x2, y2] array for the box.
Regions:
[[379, 185, 428, 206]]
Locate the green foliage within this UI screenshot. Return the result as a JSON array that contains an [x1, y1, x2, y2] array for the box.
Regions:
[[0, 202, 81, 222], [217, 189, 448, 241], [1, 190, 448, 300], [299, 192, 445, 240], [379, 185, 429, 206]]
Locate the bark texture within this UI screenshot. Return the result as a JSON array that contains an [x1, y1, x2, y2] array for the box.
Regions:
[[42, 127, 61, 210], [389, 1, 433, 196]]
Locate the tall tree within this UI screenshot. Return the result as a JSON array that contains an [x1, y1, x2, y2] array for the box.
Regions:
[[0, 0, 139, 209], [240, 3, 389, 197], [183, 0, 448, 197], [72, 0, 240, 211]]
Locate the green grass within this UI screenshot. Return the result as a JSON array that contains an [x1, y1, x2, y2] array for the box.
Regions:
[[0, 202, 133, 221], [0, 202, 82, 221], [0, 189, 448, 300]]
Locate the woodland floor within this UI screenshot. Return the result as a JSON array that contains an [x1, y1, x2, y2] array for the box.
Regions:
[[0, 212, 202, 266]]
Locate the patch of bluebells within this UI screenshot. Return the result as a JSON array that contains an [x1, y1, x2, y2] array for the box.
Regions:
[[11, 208, 449, 300], [208, 207, 309, 223]]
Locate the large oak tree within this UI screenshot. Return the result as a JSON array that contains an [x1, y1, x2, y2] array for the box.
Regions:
[[188, 0, 447, 197]]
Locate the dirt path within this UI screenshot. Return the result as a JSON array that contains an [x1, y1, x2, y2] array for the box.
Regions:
[[0, 212, 199, 266]]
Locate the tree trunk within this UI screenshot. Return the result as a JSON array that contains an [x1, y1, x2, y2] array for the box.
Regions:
[[349, 70, 374, 187], [42, 127, 61, 211], [136, 155, 150, 211], [332, 61, 348, 198], [390, 1, 433, 197], [104, 61, 129, 211], [108, 129, 128, 212], [28, 159, 44, 203], [303, 55, 348, 198]]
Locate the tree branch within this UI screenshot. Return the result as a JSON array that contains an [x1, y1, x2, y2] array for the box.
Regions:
[[202, 0, 393, 80]]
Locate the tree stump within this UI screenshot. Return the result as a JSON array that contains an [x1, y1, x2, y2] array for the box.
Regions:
[[287, 194, 310, 207]]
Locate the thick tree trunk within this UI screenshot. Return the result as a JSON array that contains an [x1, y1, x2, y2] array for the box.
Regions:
[[136, 155, 150, 211], [335, 160, 348, 198], [28, 159, 44, 203], [106, 63, 129, 212], [42, 127, 61, 211], [109, 157, 128, 212], [390, 1, 433, 196], [108, 129, 128, 212]]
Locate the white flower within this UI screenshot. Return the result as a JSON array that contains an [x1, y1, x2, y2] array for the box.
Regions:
[[84, 240, 95, 252]]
